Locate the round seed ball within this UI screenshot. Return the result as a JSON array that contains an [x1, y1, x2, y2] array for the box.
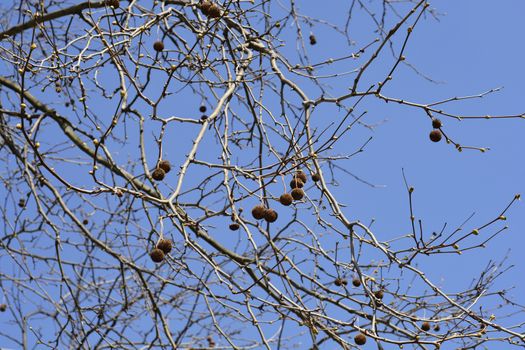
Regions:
[[263, 208, 278, 223], [311, 173, 321, 182], [199, 105, 207, 113], [432, 118, 442, 129], [152, 168, 165, 181], [82, 219, 89, 225], [207, 4, 221, 18], [294, 170, 307, 184], [229, 223, 240, 231], [374, 290, 384, 300], [421, 322, 431, 332], [352, 278, 361, 287], [156, 239, 172, 254], [309, 34, 317, 45], [290, 178, 304, 189], [153, 41, 164, 52], [291, 188, 304, 201], [354, 333, 367, 345], [200, 1, 212, 15], [433, 324, 440, 332], [150, 248, 165, 263], [334, 278, 343, 286], [158, 160, 171, 173], [0, 304, 6, 312], [251, 205, 266, 220], [279, 193, 293, 206], [429, 129, 442, 143]]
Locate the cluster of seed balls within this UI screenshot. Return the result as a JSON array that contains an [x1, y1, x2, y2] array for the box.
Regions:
[[248, 170, 321, 224], [150, 239, 173, 263], [279, 170, 320, 206], [151, 160, 171, 181], [429, 118, 443, 142]]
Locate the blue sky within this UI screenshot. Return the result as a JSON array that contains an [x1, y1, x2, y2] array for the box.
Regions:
[[1, 1, 524, 349]]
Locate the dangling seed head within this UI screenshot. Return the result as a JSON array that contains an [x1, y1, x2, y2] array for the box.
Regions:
[[421, 322, 431, 332], [290, 178, 304, 189], [279, 193, 293, 206], [107, 0, 119, 8], [251, 205, 266, 220], [150, 248, 165, 263], [354, 333, 367, 345], [374, 289, 384, 300], [200, 1, 212, 15], [207, 4, 221, 18], [229, 223, 240, 231], [156, 239, 172, 254], [432, 118, 442, 129], [199, 105, 207, 113], [153, 41, 164, 52], [311, 173, 321, 182], [352, 278, 361, 287], [291, 188, 304, 200], [294, 170, 307, 184], [429, 129, 442, 143], [263, 208, 278, 223], [158, 160, 171, 173], [152, 168, 166, 181]]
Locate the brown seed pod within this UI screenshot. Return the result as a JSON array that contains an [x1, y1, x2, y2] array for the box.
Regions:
[[0, 304, 6, 312], [199, 105, 207, 113], [334, 278, 343, 286], [82, 219, 89, 225], [311, 173, 321, 182], [106, 0, 119, 7], [432, 118, 442, 129], [158, 160, 171, 174], [421, 322, 431, 332], [290, 178, 304, 189], [374, 289, 384, 300], [150, 248, 165, 263], [263, 208, 278, 223], [429, 129, 442, 143], [229, 223, 240, 231], [200, 1, 212, 15], [152, 167, 166, 181], [251, 205, 266, 220], [352, 278, 361, 287], [341, 278, 348, 286], [207, 4, 221, 18], [200, 115, 208, 121], [156, 239, 172, 254], [309, 34, 317, 45], [354, 333, 367, 345], [291, 188, 304, 201], [294, 170, 307, 184], [153, 41, 164, 52], [18, 198, 25, 208], [433, 324, 440, 332], [279, 193, 293, 206]]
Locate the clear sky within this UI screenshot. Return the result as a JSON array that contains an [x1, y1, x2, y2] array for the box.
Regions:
[[296, 1, 525, 347], [1, 1, 524, 349]]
